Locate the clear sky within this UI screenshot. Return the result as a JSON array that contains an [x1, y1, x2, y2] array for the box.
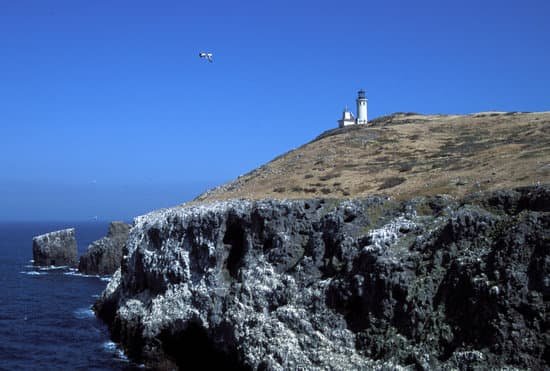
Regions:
[[1, 0, 549, 221]]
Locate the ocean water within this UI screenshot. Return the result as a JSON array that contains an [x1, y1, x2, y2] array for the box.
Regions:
[[0, 222, 141, 370]]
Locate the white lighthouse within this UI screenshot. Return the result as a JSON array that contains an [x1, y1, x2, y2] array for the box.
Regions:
[[356, 89, 368, 124], [337, 89, 368, 128]]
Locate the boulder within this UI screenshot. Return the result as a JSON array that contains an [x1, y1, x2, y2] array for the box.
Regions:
[[32, 228, 78, 267], [78, 221, 131, 275]]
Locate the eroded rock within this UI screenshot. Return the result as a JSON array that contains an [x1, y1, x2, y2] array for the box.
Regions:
[[78, 221, 131, 275], [95, 186, 549, 370], [32, 228, 78, 267]]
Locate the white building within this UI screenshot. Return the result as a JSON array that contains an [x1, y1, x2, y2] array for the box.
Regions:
[[337, 90, 368, 128], [356, 89, 368, 124], [337, 106, 356, 127]]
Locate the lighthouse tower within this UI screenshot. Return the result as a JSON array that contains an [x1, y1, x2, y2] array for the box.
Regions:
[[356, 89, 368, 124]]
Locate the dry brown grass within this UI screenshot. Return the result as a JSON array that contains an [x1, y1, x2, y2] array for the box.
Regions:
[[195, 112, 550, 202]]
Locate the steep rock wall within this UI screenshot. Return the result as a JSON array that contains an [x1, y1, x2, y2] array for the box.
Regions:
[[79, 221, 131, 275], [95, 186, 549, 370], [32, 228, 78, 267]]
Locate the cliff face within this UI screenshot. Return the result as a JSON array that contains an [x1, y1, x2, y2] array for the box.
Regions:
[[32, 228, 78, 267], [95, 186, 549, 370], [79, 221, 131, 275]]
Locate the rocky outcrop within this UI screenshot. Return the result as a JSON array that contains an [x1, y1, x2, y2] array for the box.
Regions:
[[95, 186, 549, 370], [32, 228, 78, 267], [79, 221, 131, 275]]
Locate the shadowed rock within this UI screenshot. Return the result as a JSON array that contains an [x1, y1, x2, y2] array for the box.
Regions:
[[78, 222, 131, 275], [95, 186, 549, 370], [32, 228, 78, 267]]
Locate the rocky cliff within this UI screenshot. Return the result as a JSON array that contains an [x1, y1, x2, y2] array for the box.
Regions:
[[79, 221, 131, 275], [32, 228, 78, 267], [95, 185, 549, 370]]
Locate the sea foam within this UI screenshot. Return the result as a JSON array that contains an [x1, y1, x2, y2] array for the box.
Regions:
[[63, 271, 112, 282], [37, 265, 70, 271], [73, 307, 95, 319], [19, 271, 45, 276], [103, 341, 129, 361]]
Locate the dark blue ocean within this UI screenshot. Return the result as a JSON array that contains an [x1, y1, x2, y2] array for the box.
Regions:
[[0, 222, 141, 370]]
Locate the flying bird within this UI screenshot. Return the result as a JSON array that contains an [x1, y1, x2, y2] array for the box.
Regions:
[[199, 52, 213, 62]]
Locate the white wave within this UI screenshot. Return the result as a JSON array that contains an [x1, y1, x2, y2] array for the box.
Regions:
[[103, 341, 116, 352], [103, 341, 129, 361], [115, 349, 128, 361], [29, 259, 35, 263], [63, 271, 98, 278], [73, 307, 95, 319], [37, 265, 70, 271], [20, 271, 46, 276], [63, 271, 112, 283], [91, 294, 100, 299]]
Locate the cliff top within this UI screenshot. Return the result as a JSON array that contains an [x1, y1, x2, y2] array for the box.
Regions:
[[195, 111, 550, 203], [32, 228, 76, 241]]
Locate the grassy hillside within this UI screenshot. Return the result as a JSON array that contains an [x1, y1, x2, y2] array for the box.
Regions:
[[196, 112, 550, 202]]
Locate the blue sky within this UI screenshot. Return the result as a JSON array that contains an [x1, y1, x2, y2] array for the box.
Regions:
[[1, 0, 549, 220]]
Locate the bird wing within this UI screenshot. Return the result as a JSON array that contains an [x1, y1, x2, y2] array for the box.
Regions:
[[199, 52, 213, 62]]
